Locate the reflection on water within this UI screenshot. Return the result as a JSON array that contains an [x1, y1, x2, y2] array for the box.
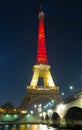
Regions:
[[0, 124, 72, 130]]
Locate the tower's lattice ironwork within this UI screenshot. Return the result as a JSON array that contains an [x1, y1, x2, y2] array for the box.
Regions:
[[20, 11, 61, 109]]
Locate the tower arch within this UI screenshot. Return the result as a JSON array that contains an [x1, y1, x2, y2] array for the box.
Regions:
[[65, 107, 82, 120], [52, 112, 60, 120]]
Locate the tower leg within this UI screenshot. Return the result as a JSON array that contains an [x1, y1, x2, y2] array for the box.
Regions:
[[45, 71, 56, 89], [29, 69, 39, 89]]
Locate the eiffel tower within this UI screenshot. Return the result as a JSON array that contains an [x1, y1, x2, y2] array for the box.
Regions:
[[20, 10, 61, 109]]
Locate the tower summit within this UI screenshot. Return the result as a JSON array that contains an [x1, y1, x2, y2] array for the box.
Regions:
[[36, 11, 48, 64]]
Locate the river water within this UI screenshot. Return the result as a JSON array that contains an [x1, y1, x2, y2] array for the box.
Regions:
[[0, 124, 74, 130]]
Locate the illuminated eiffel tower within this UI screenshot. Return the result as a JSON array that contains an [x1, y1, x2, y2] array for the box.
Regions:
[[20, 10, 61, 109]]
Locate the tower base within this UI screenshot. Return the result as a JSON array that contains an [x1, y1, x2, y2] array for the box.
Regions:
[[20, 88, 62, 109]]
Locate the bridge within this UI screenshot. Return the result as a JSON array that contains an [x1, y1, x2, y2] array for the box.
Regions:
[[17, 91, 82, 127], [19, 91, 82, 126], [52, 91, 82, 119], [0, 91, 82, 127]]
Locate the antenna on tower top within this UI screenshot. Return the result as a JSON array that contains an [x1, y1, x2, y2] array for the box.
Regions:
[[40, 4, 43, 12]]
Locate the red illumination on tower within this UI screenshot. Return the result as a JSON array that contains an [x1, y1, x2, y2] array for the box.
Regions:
[[36, 11, 48, 64]]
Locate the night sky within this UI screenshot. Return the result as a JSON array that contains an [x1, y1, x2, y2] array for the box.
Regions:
[[0, 0, 82, 107]]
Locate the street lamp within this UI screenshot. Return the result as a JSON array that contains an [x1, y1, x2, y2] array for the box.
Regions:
[[61, 92, 65, 96], [30, 110, 33, 114], [69, 86, 74, 90], [48, 102, 51, 105], [44, 106, 46, 109], [51, 100, 54, 103]]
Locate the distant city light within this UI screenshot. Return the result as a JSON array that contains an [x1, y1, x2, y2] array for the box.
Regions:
[[26, 114, 30, 118], [6, 114, 10, 118], [5, 125, 9, 128], [21, 110, 27, 114], [13, 114, 18, 118]]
